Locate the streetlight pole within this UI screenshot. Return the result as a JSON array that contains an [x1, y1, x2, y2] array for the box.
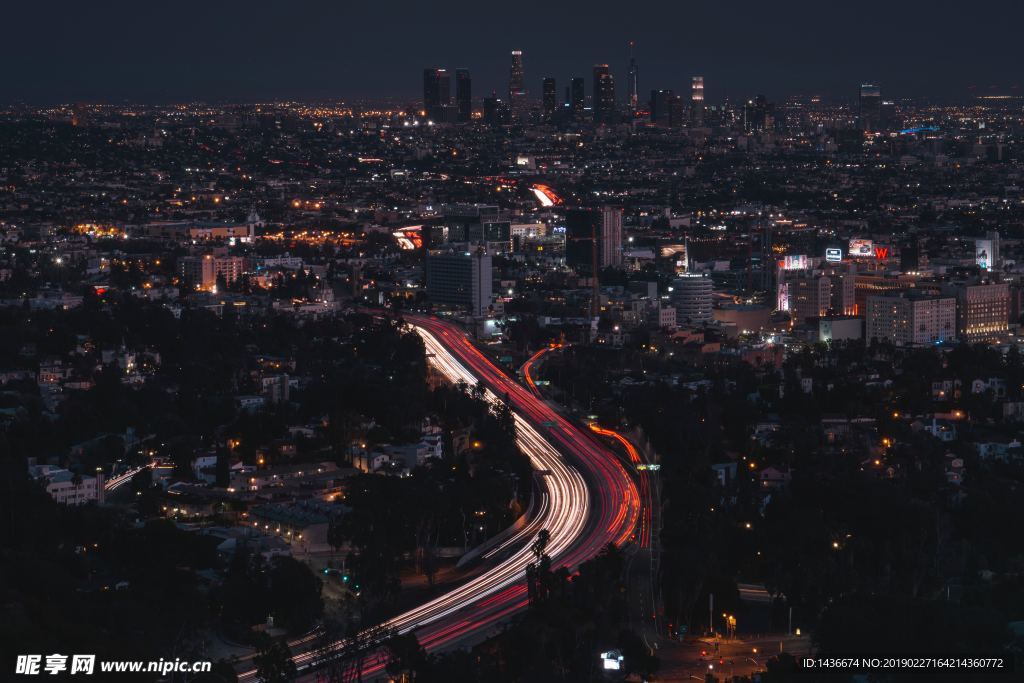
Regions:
[[709, 593, 713, 637]]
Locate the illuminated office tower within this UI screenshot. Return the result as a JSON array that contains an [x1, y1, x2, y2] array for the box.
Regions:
[[599, 206, 623, 268], [691, 76, 705, 126], [542, 77, 557, 120], [455, 69, 472, 122], [859, 83, 881, 131], [627, 41, 639, 112], [509, 50, 527, 117], [426, 247, 493, 317], [950, 281, 1009, 343], [570, 77, 585, 120], [423, 68, 450, 110], [788, 274, 833, 323], [592, 64, 616, 124]]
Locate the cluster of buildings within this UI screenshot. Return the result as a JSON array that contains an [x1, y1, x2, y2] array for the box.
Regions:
[[2, 63, 1023, 556]]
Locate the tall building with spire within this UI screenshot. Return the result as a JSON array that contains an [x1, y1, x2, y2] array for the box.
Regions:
[[627, 41, 639, 112]]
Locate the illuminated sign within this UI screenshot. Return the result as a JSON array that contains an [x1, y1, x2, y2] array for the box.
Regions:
[[849, 239, 874, 258], [777, 281, 790, 311], [976, 239, 993, 269], [825, 247, 843, 263], [780, 255, 808, 270], [873, 246, 890, 259], [600, 651, 624, 671]]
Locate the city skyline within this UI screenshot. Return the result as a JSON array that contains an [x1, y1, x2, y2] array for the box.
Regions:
[[4, 3, 1024, 681], [5, 0, 1023, 104]]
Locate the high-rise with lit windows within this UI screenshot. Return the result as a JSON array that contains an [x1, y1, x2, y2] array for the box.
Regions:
[[691, 76, 705, 126], [592, 64, 616, 124], [947, 281, 1009, 343], [859, 83, 881, 131], [509, 50, 527, 117]]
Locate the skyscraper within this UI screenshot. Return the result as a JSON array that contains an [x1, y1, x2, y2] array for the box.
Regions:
[[570, 77, 585, 120], [650, 89, 674, 125], [509, 50, 527, 117], [626, 41, 639, 112], [455, 69, 472, 122], [743, 95, 774, 132], [691, 76, 705, 127], [592, 64, 615, 124], [859, 83, 881, 131], [542, 77, 557, 120], [880, 99, 897, 132], [483, 93, 510, 125], [599, 206, 623, 268], [423, 68, 450, 110]]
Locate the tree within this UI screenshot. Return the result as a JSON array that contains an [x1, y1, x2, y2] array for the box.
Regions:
[[253, 634, 297, 683], [530, 529, 550, 562], [384, 632, 426, 681], [327, 515, 346, 561], [268, 556, 324, 634]]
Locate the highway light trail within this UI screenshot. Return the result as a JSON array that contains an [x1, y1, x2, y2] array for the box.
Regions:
[[104, 464, 153, 492], [587, 423, 653, 549], [243, 315, 639, 681]]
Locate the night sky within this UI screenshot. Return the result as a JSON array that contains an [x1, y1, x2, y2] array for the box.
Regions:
[[6, 0, 1022, 104]]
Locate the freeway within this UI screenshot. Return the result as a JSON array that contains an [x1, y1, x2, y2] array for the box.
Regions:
[[104, 463, 153, 493], [519, 343, 561, 397], [240, 315, 641, 681], [519, 344, 662, 646]]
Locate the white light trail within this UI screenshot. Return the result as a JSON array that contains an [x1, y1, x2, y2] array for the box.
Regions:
[[241, 321, 591, 680]]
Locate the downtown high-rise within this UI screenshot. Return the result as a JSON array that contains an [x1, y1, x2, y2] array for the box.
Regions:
[[456, 69, 472, 122], [423, 68, 451, 110], [592, 64, 616, 124]]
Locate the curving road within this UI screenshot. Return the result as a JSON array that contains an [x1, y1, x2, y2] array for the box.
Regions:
[[241, 314, 641, 680]]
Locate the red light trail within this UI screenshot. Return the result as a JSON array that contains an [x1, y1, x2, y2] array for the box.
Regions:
[[241, 315, 641, 681]]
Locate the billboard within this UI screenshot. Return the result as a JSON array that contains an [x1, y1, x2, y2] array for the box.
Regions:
[[777, 281, 790, 311], [780, 254, 808, 270], [849, 239, 874, 258], [976, 239, 993, 269], [660, 244, 688, 273], [825, 247, 843, 263]]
